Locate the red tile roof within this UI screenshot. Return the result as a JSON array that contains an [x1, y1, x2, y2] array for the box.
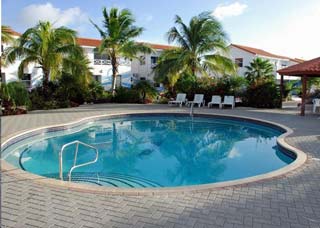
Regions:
[[76, 38, 175, 50], [290, 58, 305, 64], [137, 42, 174, 50], [231, 44, 294, 60], [6, 29, 174, 50], [5, 28, 21, 36], [277, 57, 320, 76], [76, 37, 101, 47]]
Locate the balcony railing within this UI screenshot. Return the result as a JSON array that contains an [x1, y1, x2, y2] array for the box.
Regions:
[[94, 59, 111, 65], [94, 58, 131, 66]]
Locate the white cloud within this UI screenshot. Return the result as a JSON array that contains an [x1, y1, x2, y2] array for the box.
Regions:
[[213, 2, 248, 20], [252, 3, 320, 59], [18, 2, 88, 28]]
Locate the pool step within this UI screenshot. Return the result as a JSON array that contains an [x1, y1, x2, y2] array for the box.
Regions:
[[43, 172, 162, 188]]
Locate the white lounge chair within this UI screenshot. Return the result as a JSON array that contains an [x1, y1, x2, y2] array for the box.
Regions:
[[222, 96, 235, 109], [313, 98, 320, 113], [208, 95, 222, 109], [168, 93, 187, 107], [187, 94, 204, 107]]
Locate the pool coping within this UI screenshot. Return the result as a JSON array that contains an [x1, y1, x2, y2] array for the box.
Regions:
[[1, 112, 307, 195]]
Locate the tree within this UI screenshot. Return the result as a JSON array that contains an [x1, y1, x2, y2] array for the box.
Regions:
[[62, 49, 92, 87], [244, 57, 275, 85], [154, 12, 236, 89], [1, 25, 14, 44], [1, 25, 15, 68], [5, 21, 81, 93], [91, 7, 153, 95], [133, 80, 157, 103]]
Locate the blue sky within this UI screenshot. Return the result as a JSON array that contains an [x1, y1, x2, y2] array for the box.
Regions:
[[2, 0, 320, 59]]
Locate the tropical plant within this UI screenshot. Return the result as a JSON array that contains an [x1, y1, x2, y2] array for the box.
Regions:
[[5, 21, 81, 93], [1, 25, 15, 68], [1, 25, 14, 44], [154, 12, 236, 89], [244, 57, 275, 85], [91, 7, 153, 95], [86, 80, 104, 102], [62, 49, 92, 87], [242, 80, 281, 108], [133, 80, 157, 103], [0, 81, 30, 108]]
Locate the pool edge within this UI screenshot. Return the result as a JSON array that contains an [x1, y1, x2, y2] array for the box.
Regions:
[[1, 112, 308, 195]]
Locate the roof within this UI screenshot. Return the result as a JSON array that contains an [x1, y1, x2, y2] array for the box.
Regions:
[[231, 44, 295, 61], [76, 38, 175, 50], [4, 28, 21, 36], [291, 58, 305, 64], [277, 57, 320, 76], [5, 27, 174, 50], [76, 37, 101, 47], [137, 42, 174, 50]]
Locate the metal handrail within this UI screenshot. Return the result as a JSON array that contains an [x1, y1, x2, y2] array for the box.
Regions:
[[59, 140, 99, 182], [190, 102, 194, 117]]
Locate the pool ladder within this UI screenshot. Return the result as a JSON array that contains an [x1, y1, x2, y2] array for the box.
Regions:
[[59, 140, 99, 182]]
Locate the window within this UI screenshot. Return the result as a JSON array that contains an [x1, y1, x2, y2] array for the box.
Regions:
[[22, 74, 31, 81], [235, 58, 243, 67], [1, 73, 5, 83], [140, 77, 146, 81], [139, 56, 146, 65], [93, 75, 102, 83], [94, 53, 110, 60], [151, 56, 158, 64]]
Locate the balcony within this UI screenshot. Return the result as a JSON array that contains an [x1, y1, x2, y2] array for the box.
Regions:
[[94, 58, 131, 66], [94, 59, 111, 65]]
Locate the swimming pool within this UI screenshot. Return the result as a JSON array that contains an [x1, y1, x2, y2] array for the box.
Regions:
[[2, 114, 296, 189]]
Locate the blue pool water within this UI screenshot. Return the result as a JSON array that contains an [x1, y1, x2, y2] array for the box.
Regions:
[[2, 115, 295, 188]]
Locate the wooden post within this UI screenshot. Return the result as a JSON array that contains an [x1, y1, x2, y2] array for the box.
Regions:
[[280, 74, 284, 108], [301, 75, 307, 116]]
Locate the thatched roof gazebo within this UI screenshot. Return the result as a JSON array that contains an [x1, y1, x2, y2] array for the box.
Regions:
[[277, 57, 320, 116]]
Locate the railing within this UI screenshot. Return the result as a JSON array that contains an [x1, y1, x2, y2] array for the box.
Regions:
[[59, 140, 99, 182], [190, 102, 194, 117], [93, 58, 131, 66]]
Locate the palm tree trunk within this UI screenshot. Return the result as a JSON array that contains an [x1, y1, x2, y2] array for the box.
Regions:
[[111, 54, 118, 96], [42, 68, 49, 95]]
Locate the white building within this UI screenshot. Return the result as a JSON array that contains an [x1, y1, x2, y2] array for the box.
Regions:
[[229, 44, 303, 81], [1, 30, 174, 90]]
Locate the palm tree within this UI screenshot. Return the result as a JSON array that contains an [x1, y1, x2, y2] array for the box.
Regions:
[[154, 12, 236, 88], [62, 49, 92, 86], [91, 7, 153, 95], [5, 21, 81, 93], [245, 57, 275, 85], [1, 25, 15, 69], [1, 25, 14, 44]]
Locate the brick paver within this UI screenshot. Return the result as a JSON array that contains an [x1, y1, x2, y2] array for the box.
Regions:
[[1, 104, 320, 228]]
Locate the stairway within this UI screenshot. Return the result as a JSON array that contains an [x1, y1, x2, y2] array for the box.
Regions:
[[43, 172, 163, 188]]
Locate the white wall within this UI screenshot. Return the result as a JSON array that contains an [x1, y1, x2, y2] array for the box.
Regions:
[[229, 47, 255, 76], [229, 46, 300, 81], [131, 50, 162, 83]]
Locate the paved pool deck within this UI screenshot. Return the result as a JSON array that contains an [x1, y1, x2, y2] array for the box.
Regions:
[[1, 104, 320, 228]]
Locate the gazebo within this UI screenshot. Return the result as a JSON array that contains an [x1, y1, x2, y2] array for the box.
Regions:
[[277, 57, 320, 116]]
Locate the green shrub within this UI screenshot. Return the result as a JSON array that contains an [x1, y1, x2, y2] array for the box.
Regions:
[[85, 80, 104, 102], [174, 75, 246, 103], [133, 81, 157, 103], [55, 73, 86, 104], [112, 87, 140, 103], [242, 81, 281, 108], [1, 81, 30, 108]]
